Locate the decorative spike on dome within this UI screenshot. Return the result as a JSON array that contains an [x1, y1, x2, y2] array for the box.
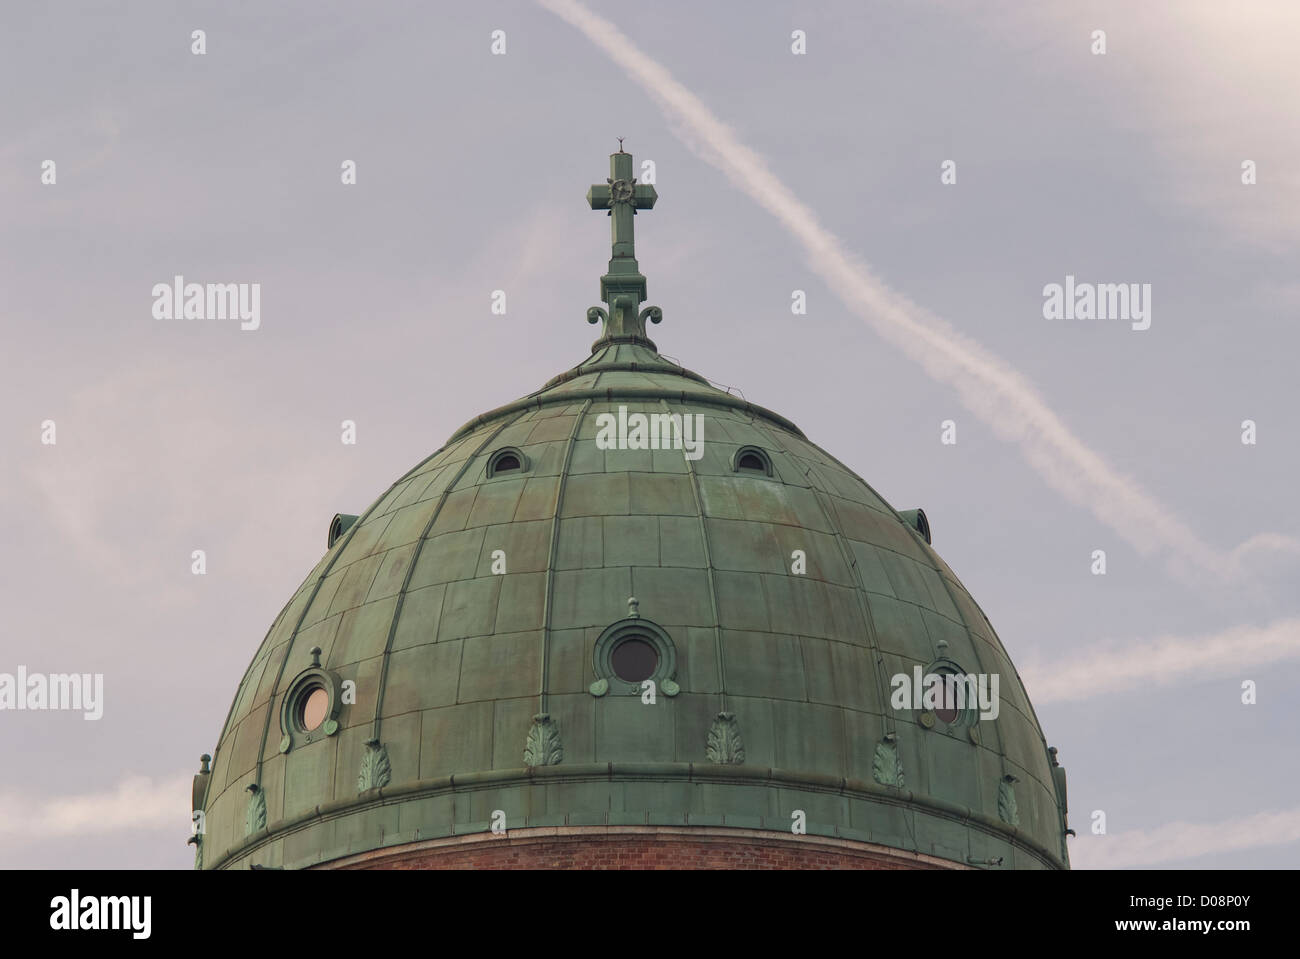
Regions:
[[586, 142, 662, 349]]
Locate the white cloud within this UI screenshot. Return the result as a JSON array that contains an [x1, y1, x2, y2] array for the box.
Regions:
[[1070, 805, 1300, 868], [0, 773, 191, 841], [1022, 617, 1300, 704]]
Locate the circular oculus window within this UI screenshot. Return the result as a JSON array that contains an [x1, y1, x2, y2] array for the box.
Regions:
[[300, 687, 330, 731], [610, 637, 659, 683], [932, 671, 965, 725]]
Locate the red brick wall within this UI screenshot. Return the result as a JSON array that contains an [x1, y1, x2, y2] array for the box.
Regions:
[[326, 827, 954, 870]]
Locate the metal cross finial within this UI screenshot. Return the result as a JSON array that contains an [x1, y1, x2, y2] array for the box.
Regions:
[[587, 150, 657, 262], [585, 148, 662, 345]]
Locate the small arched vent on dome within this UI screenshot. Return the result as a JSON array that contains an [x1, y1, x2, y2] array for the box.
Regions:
[[732, 445, 772, 476], [899, 508, 931, 545], [328, 513, 359, 549], [487, 447, 528, 478]]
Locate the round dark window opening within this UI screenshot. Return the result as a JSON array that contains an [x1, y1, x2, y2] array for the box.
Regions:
[[494, 454, 520, 472], [610, 637, 658, 683], [932, 671, 964, 725], [738, 453, 765, 471]]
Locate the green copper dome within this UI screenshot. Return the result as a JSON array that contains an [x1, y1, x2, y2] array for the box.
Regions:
[[193, 149, 1070, 870]]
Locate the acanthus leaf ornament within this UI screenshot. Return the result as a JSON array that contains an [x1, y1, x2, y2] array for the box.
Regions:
[[524, 713, 563, 767], [357, 739, 392, 792], [706, 711, 745, 765]]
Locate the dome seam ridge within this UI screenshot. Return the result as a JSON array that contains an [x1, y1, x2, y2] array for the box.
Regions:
[[761, 429, 896, 740], [538, 397, 595, 715], [671, 396, 730, 714], [367, 411, 531, 746]]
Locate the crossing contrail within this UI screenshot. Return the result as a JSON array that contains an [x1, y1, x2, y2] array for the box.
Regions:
[[539, 0, 1251, 582]]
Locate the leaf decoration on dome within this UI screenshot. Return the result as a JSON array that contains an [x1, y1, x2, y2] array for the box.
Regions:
[[244, 784, 267, 836], [357, 739, 392, 792], [706, 711, 745, 765], [524, 713, 563, 767], [871, 737, 904, 788], [998, 775, 1020, 826]]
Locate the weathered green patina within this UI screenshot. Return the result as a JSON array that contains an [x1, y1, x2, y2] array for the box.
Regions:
[[195, 149, 1071, 870]]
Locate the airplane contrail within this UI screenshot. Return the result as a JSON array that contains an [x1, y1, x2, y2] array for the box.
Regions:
[[539, 0, 1253, 583]]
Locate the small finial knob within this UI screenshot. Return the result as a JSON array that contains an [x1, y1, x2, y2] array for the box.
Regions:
[[199, 754, 211, 774], [936, 639, 949, 655], [309, 646, 322, 667], [627, 597, 640, 619]]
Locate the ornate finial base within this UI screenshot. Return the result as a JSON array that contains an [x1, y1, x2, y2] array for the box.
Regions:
[[586, 301, 662, 353]]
